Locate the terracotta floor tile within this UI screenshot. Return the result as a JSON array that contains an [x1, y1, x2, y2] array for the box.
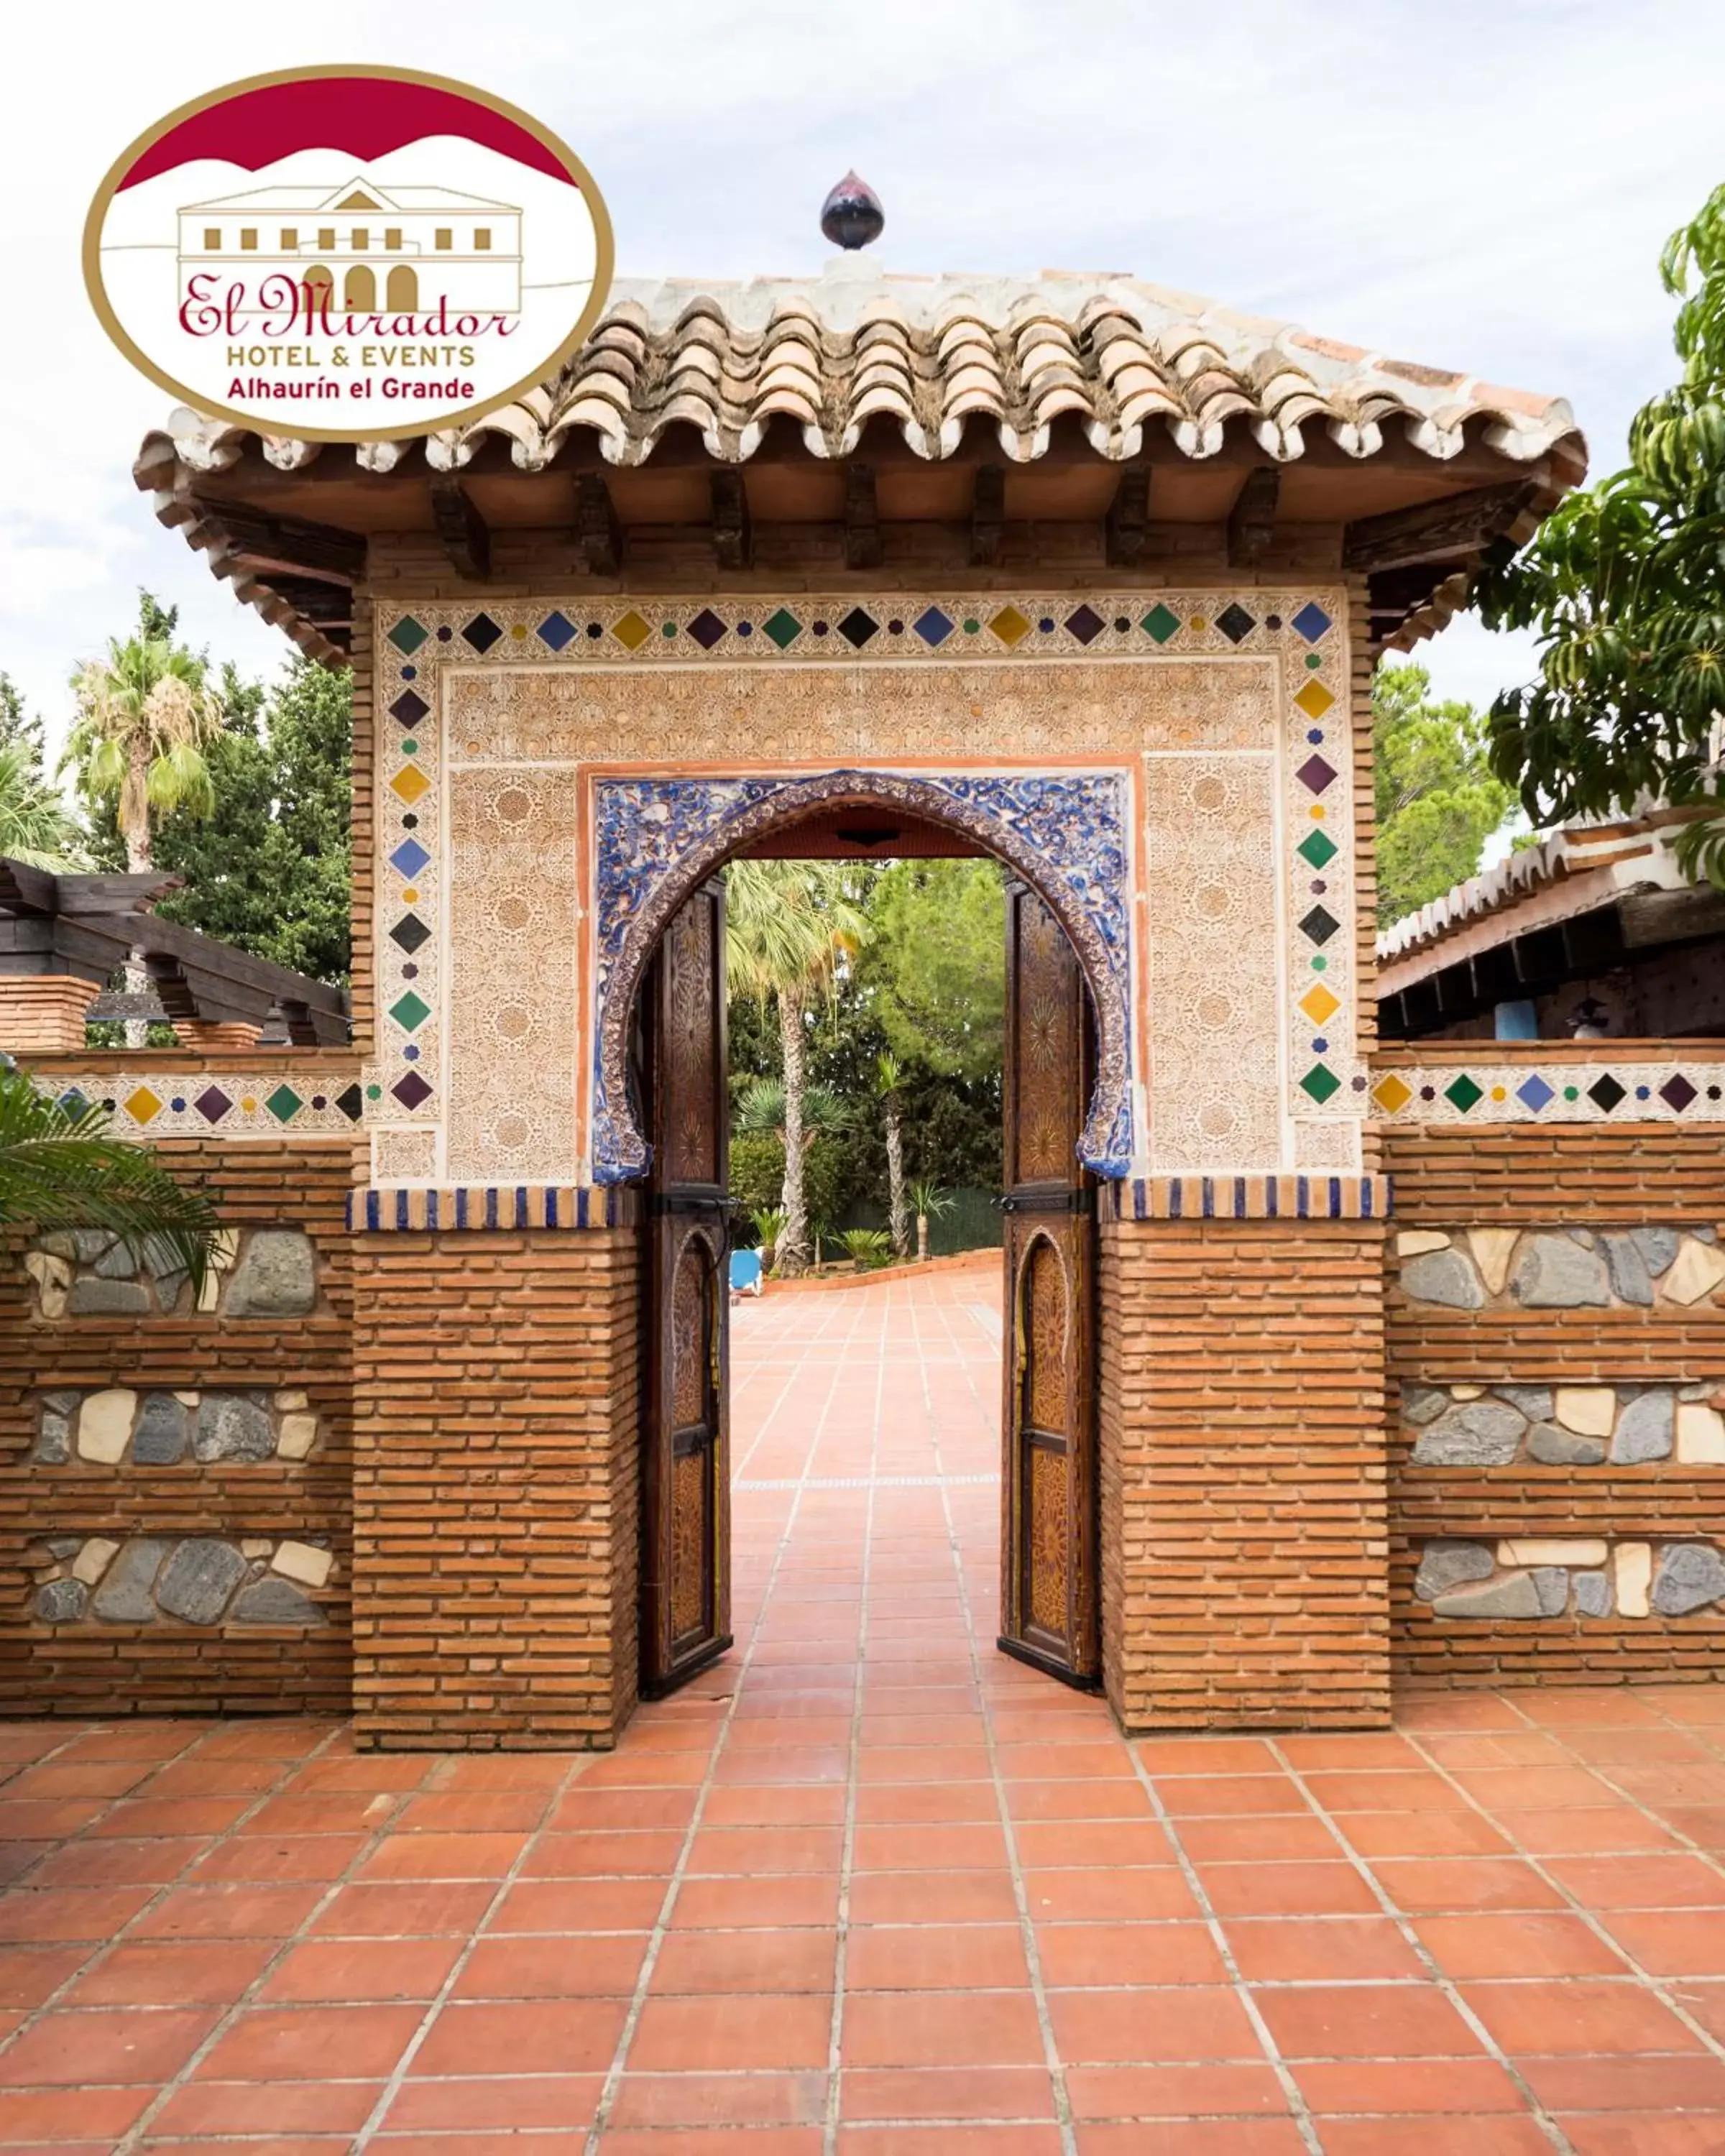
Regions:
[[702, 1784, 848, 1828], [0, 2004, 218, 2086], [1036, 1920, 1225, 1987], [0, 1944, 86, 2009], [838, 2129, 1062, 2154], [1316, 2121, 1552, 2156], [1048, 1985, 1261, 2064], [548, 1786, 702, 1832], [24, 1835, 207, 1888], [134, 1884, 325, 1938], [841, 1989, 1045, 2068], [407, 1997, 628, 2076], [1133, 1739, 1281, 1775], [850, 1823, 1008, 1871], [1461, 1975, 1706, 2054], [393, 1790, 551, 1834], [1600, 1907, 1725, 1977], [846, 1869, 1022, 1925], [1016, 1820, 1173, 1869], [1157, 1776, 1306, 1818], [627, 1989, 833, 2071], [377, 2073, 604, 2131], [837, 2064, 1057, 2121], [1292, 2055, 1532, 2114], [684, 1828, 845, 1876], [671, 1875, 841, 1930], [648, 1927, 835, 1994], [605, 2132, 824, 2156], [1334, 1810, 1514, 1858], [67, 1938, 275, 2004], [487, 1878, 665, 1933], [1487, 1804, 1678, 1855], [0, 2086, 154, 2140], [237, 1792, 399, 1837], [1221, 1915, 1424, 1982], [312, 1880, 501, 1935], [1062, 2061, 1292, 2120], [0, 1886, 153, 1941], [845, 1922, 1029, 1990], [1195, 1862, 1380, 1917], [855, 1781, 1000, 1825], [194, 2001, 423, 2081], [607, 2068, 828, 2127], [1253, 1979, 1485, 2059], [1363, 1858, 1565, 1913], [1543, 1853, 1725, 1908], [1414, 1911, 1632, 1978], [1074, 2127, 1307, 2155], [1517, 2054, 1725, 2111], [444, 1932, 645, 1998], [1173, 1815, 1338, 1863], [188, 1833, 368, 1884], [1021, 1866, 1200, 1922], [356, 1830, 529, 1881], [259, 1934, 466, 2000], [1556, 2116, 1725, 2155]]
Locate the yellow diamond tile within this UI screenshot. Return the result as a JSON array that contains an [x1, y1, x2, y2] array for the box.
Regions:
[[1294, 679, 1335, 719], [390, 765, 431, 805], [124, 1086, 163, 1123], [990, 606, 1031, 647], [1299, 985, 1340, 1026], [612, 609, 652, 651], [1371, 1074, 1413, 1115]]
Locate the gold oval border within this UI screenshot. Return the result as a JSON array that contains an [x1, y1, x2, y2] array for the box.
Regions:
[[83, 64, 616, 445]]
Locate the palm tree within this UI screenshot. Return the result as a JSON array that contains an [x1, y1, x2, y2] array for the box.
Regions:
[[0, 1061, 220, 1299], [65, 626, 224, 1046], [907, 1176, 955, 1264], [875, 1052, 910, 1260], [725, 861, 865, 1276], [0, 743, 82, 870]]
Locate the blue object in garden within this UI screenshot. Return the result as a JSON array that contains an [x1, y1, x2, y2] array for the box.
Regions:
[[730, 1248, 763, 1296]]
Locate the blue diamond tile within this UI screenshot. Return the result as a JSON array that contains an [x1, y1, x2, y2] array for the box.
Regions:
[[537, 611, 577, 650], [913, 607, 954, 647], [1292, 601, 1333, 642], [1516, 1074, 1555, 1112], [390, 839, 431, 880]]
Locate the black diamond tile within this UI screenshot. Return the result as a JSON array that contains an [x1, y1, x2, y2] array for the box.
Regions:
[[461, 613, 503, 653], [390, 913, 431, 954], [389, 690, 429, 727], [1215, 602, 1256, 645], [837, 607, 879, 648], [1588, 1074, 1627, 1113], [1299, 905, 1340, 946], [334, 1084, 364, 1122], [686, 607, 727, 650], [1064, 604, 1106, 645], [1661, 1074, 1698, 1112]]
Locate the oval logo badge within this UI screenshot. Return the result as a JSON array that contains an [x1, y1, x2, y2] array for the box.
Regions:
[[84, 66, 615, 441]]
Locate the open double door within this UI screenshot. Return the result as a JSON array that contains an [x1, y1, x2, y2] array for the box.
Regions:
[[638, 873, 1100, 1699]]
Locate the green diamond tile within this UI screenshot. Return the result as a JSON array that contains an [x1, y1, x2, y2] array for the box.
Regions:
[[387, 617, 428, 654], [264, 1084, 303, 1123], [1299, 1063, 1342, 1104], [762, 607, 803, 650], [1141, 603, 1181, 644], [390, 990, 431, 1033], [1444, 1074, 1484, 1112], [1297, 829, 1338, 870]]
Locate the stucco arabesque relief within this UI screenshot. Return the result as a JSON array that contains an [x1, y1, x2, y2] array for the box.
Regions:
[[365, 593, 1356, 1189]]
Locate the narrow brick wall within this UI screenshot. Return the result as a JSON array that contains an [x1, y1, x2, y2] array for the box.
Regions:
[[1098, 1217, 1389, 1731], [350, 1227, 641, 1750], [0, 977, 93, 1054], [0, 1140, 354, 1715], [1385, 1120, 1725, 1690]]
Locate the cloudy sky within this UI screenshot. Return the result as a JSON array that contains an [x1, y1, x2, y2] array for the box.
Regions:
[[7, 0, 1725, 755]]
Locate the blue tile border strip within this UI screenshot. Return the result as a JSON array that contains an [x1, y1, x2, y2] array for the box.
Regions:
[[347, 1186, 638, 1232], [1108, 1175, 1391, 1222]]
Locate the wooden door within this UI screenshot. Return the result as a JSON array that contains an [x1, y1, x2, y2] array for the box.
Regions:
[[640, 880, 732, 1696], [998, 880, 1100, 1686]]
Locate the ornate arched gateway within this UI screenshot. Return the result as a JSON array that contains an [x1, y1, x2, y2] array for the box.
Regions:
[[101, 262, 1593, 1747]]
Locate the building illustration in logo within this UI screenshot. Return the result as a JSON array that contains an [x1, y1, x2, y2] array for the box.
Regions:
[[176, 177, 523, 318]]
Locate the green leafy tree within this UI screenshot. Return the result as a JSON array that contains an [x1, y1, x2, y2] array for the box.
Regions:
[[0, 1062, 220, 1298], [724, 860, 866, 1275], [1374, 663, 1517, 926], [0, 676, 80, 870], [855, 860, 1004, 1082], [1476, 182, 1725, 882]]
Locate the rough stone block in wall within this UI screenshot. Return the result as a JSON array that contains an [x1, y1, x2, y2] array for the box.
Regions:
[[1098, 1215, 1389, 1734], [1411, 1536, 1725, 1621], [23, 1226, 319, 1319], [24, 1534, 335, 1626], [30, 1386, 322, 1466], [1394, 1224, 1724, 1312], [1401, 1381, 1724, 1468], [350, 1227, 641, 1752]]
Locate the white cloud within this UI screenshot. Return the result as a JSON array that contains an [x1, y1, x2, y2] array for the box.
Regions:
[[5, 0, 1723, 739]]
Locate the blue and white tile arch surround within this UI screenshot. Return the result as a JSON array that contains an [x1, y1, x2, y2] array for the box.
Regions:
[[367, 590, 1364, 1190]]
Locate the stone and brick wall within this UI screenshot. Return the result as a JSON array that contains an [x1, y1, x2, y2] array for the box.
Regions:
[[1098, 1217, 1390, 1731], [0, 1131, 356, 1717], [350, 1226, 641, 1751], [1385, 1118, 1725, 1690]]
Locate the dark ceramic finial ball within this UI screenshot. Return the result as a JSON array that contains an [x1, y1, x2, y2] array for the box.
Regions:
[[821, 171, 885, 251]]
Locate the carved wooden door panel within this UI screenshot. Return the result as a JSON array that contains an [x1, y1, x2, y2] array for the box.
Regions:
[[641, 880, 732, 1696], [999, 880, 1100, 1686]]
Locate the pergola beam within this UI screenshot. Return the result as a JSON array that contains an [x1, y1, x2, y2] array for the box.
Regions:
[[428, 476, 492, 579], [970, 464, 1005, 567], [710, 471, 753, 569], [574, 471, 622, 576], [1226, 467, 1280, 566], [845, 463, 882, 570]]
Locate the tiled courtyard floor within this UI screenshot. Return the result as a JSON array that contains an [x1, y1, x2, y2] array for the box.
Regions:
[[4, 1265, 1725, 2152]]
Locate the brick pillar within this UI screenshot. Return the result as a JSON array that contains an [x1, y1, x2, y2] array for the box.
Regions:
[[1099, 1217, 1390, 1730], [0, 975, 92, 1054], [177, 1021, 262, 1052], [350, 1227, 642, 1749]]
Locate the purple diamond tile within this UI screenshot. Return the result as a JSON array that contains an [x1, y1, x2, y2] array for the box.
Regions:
[[389, 690, 429, 727], [1064, 604, 1105, 645], [1660, 1074, 1698, 1112], [1516, 1074, 1555, 1112], [686, 607, 727, 650], [194, 1086, 232, 1123], [1296, 755, 1337, 794], [391, 1072, 433, 1111]]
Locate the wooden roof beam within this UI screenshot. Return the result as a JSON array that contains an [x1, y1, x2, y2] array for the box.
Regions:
[[710, 471, 752, 569], [1343, 480, 1537, 573], [574, 471, 622, 576], [429, 476, 491, 579], [1227, 466, 1279, 566], [845, 463, 882, 571], [1105, 466, 1151, 567], [189, 497, 364, 583], [970, 463, 1005, 567]]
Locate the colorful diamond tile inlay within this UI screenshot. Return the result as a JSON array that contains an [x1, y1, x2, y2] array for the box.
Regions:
[[1299, 985, 1340, 1026], [1294, 681, 1335, 722], [1214, 602, 1255, 645], [265, 1085, 303, 1123], [763, 607, 802, 650], [1141, 604, 1181, 643], [1300, 1064, 1341, 1104], [390, 766, 431, 806], [1371, 1074, 1413, 1115], [612, 610, 653, 651], [390, 838, 431, 880], [1517, 1074, 1555, 1112], [990, 606, 1031, 647], [390, 991, 431, 1033], [387, 617, 428, 654], [1297, 829, 1338, 870], [1292, 602, 1332, 642]]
